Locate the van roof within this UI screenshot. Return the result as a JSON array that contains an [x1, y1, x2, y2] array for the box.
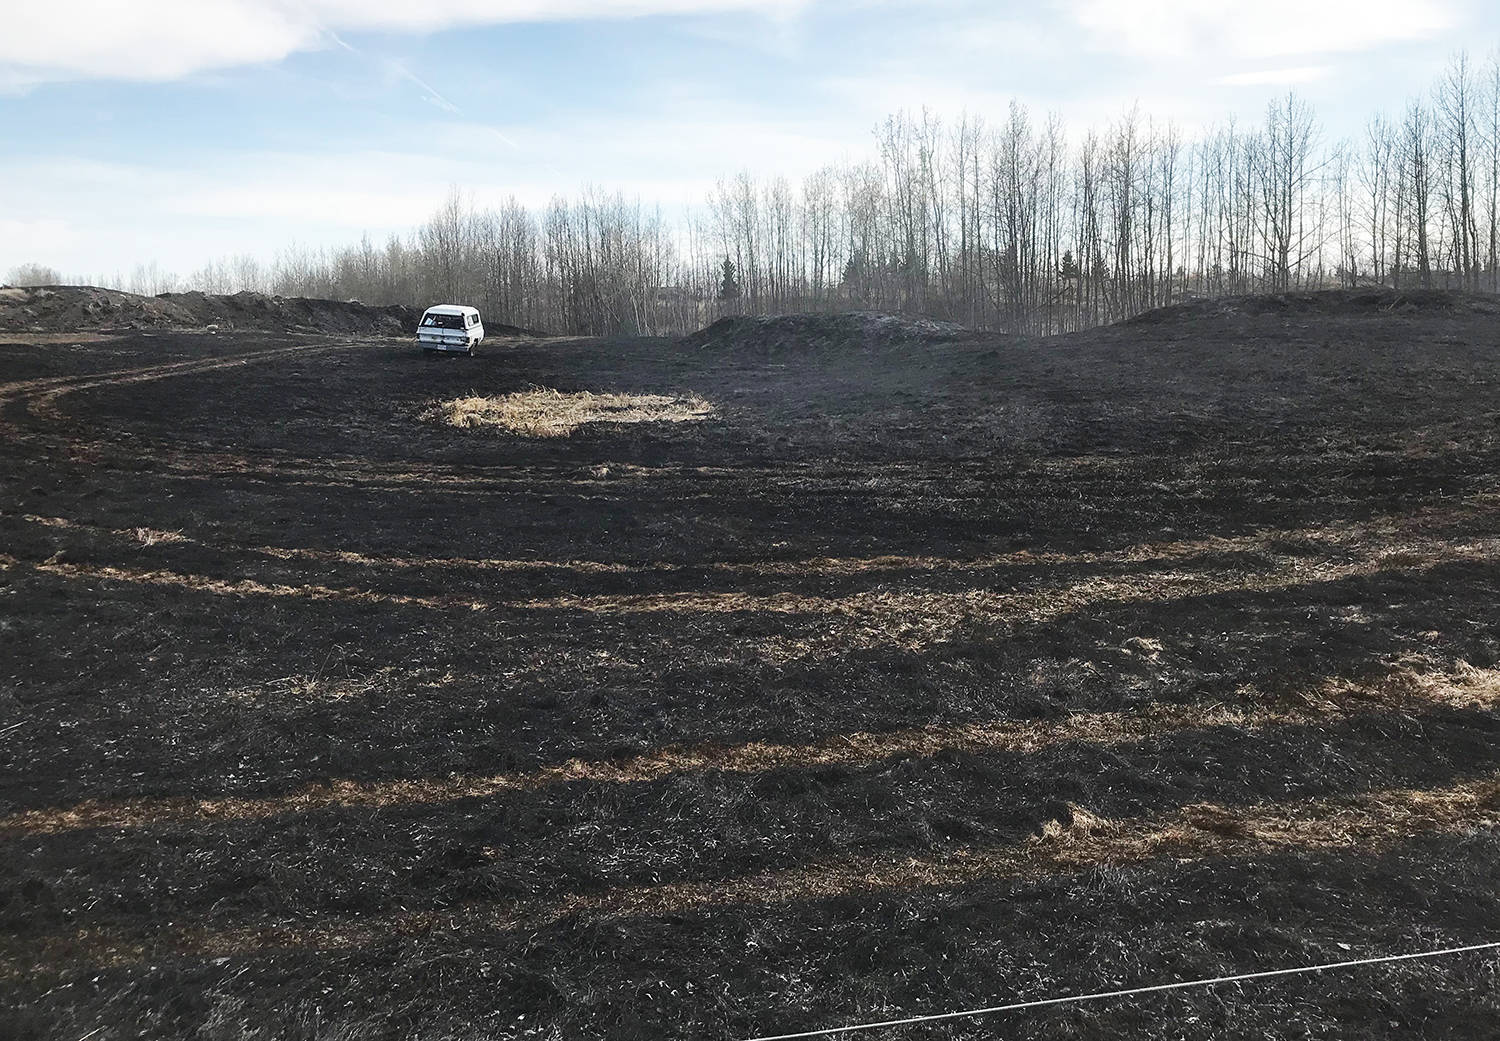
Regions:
[[423, 304, 479, 315]]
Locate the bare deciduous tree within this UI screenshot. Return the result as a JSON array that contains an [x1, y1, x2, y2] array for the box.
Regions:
[[123, 53, 1498, 337], [5, 262, 62, 287]]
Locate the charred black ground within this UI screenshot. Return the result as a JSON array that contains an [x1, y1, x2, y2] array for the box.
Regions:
[[2, 293, 1500, 1040]]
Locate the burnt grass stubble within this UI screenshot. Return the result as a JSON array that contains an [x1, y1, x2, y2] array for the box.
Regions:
[[3, 295, 1500, 1038]]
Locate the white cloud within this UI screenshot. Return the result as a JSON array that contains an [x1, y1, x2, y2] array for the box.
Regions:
[[0, 219, 80, 272], [1215, 66, 1333, 87], [1059, 0, 1454, 60], [3, 2, 312, 88], [0, 0, 805, 87], [0, 98, 868, 276]]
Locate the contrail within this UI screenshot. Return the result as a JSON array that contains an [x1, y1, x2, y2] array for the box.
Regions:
[[328, 31, 459, 116]]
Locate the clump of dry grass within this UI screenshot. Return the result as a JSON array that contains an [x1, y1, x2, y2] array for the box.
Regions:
[[1031, 804, 1120, 845], [426, 388, 713, 437]]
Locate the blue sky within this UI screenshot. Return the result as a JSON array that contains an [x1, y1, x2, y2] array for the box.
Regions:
[[2, 0, 1495, 281]]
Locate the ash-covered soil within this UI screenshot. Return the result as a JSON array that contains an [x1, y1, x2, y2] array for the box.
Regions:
[[2, 295, 1500, 1040]]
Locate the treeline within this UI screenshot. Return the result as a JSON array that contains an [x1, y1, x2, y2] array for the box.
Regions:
[[48, 51, 1500, 336]]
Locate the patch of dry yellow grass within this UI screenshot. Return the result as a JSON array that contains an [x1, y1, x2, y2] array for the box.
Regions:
[[427, 388, 713, 437]]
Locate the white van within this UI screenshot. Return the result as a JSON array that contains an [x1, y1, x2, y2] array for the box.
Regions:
[[417, 304, 484, 355]]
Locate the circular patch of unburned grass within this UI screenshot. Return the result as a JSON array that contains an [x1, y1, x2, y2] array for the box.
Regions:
[[425, 388, 713, 437]]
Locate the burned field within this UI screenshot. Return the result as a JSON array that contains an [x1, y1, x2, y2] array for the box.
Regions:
[[3, 294, 1500, 1039]]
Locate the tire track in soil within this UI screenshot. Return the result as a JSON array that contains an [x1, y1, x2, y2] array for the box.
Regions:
[[2, 533, 1494, 661], [10, 769, 1499, 976], [18, 492, 1500, 581], [3, 662, 1495, 839], [0, 342, 355, 406], [0, 341, 358, 455]]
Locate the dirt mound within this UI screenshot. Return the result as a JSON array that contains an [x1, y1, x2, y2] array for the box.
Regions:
[[1124, 287, 1500, 326], [159, 290, 422, 335], [0, 285, 423, 335], [684, 311, 975, 354], [0, 285, 195, 332]]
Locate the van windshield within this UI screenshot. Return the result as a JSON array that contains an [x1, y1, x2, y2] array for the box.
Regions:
[[423, 313, 466, 329]]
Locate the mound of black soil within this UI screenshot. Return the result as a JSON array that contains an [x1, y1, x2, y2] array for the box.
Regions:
[[0, 285, 194, 332], [1125, 287, 1500, 326], [159, 290, 421, 335], [0, 285, 425, 335], [684, 311, 975, 354]]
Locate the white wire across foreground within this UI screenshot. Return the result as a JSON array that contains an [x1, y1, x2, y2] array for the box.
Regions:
[[741, 940, 1500, 1041]]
